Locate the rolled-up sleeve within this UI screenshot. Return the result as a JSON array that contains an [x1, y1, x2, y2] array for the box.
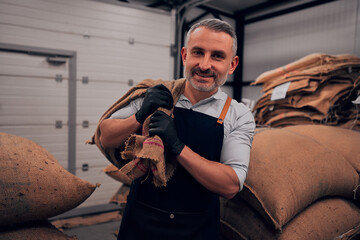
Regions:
[[109, 97, 143, 119], [220, 106, 255, 191]]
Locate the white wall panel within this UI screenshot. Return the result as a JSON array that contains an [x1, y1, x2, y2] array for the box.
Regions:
[[243, 0, 359, 84], [0, 0, 171, 45], [0, 22, 172, 82], [0, 50, 69, 168], [77, 80, 130, 123], [0, 0, 173, 209], [356, 0, 360, 56]]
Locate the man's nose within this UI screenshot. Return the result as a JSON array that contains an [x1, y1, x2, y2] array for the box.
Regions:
[[199, 55, 211, 70]]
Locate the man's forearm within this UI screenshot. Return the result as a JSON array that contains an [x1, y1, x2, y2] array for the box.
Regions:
[[99, 115, 141, 149], [176, 146, 240, 199]]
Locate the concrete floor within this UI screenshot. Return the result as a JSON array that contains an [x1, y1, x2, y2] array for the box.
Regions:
[[63, 220, 121, 240]]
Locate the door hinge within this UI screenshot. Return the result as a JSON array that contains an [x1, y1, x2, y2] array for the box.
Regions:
[[82, 76, 89, 84], [82, 120, 89, 128], [55, 74, 63, 82], [55, 120, 62, 129]]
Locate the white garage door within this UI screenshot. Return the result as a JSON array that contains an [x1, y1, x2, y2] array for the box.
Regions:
[[0, 0, 173, 210], [0, 49, 69, 169]]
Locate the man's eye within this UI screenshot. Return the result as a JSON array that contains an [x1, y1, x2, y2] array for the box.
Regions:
[[213, 54, 224, 60], [192, 51, 203, 56]]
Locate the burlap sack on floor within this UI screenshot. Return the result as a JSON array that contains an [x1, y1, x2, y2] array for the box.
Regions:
[[220, 196, 360, 240], [0, 221, 78, 240], [0, 133, 98, 227], [239, 127, 359, 230]]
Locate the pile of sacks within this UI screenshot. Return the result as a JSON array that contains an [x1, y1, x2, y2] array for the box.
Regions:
[[251, 53, 360, 130], [0, 132, 98, 239], [102, 125, 360, 239], [220, 125, 360, 240]]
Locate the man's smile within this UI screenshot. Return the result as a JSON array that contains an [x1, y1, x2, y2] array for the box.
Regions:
[[192, 68, 216, 80]]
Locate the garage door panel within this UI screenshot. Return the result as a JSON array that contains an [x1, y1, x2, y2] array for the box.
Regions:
[[75, 166, 121, 207], [0, 0, 172, 209]]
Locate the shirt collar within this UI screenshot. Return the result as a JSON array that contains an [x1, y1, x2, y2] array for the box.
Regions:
[[178, 87, 226, 105]]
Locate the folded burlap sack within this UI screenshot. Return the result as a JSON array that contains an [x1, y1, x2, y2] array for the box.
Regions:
[[0, 133, 98, 227], [239, 126, 359, 230], [252, 53, 360, 88], [252, 54, 360, 129], [88, 78, 186, 187], [220, 195, 360, 240]]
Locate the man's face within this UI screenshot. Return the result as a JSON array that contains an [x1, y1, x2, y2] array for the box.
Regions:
[[181, 27, 238, 92]]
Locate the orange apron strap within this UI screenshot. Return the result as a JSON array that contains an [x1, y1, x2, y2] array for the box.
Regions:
[[217, 96, 232, 124]]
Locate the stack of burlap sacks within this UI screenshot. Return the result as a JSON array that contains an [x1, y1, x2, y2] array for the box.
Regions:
[[220, 125, 360, 240], [0, 133, 98, 239], [103, 125, 360, 239], [252, 53, 360, 130], [221, 54, 360, 239]]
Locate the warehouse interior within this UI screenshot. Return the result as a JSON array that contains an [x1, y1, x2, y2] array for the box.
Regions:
[[1, 0, 360, 239]]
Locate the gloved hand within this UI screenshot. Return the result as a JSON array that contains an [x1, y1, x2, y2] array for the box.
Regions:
[[149, 111, 185, 156], [135, 84, 174, 124]]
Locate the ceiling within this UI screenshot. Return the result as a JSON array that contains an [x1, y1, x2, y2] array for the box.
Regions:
[[115, 0, 301, 16]]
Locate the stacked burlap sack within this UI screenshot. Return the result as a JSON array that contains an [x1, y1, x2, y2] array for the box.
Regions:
[[0, 132, 98, 239], [251, 53, 360, 130], [220, 125, 360, 240]]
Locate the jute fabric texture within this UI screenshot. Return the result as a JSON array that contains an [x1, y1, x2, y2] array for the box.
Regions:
[[88, 79, 186, 187], [252, 53, 360, 130]]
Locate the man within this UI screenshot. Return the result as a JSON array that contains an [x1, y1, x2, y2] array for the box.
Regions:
[[99, 19, 255, 240]]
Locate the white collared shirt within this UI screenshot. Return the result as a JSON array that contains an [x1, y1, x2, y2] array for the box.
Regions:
[[110, 88, 255, 191]]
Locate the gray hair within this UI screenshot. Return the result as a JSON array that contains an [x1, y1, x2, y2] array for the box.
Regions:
[[185, 19, 237, 57]]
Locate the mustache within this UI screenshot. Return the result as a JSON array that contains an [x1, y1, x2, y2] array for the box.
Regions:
[[191, 68, 217, 78]]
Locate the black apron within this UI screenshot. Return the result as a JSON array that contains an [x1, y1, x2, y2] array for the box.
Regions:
[[118, 106, 225, 240]]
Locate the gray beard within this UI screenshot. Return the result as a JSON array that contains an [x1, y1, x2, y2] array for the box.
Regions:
[[184, 68, 227, 92]]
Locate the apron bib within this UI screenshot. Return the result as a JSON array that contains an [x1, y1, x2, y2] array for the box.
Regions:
[[118, 102, 229, 240]]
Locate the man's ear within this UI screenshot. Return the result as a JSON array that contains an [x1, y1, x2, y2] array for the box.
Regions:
[[181, 47, 187, 65], [228, 56, 239, 75]]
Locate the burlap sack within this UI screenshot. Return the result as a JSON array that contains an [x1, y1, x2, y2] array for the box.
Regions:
[[0, 133, 98, 227], [252, 53, 326, 85], [220, 196, 360, 240], [240, 127, 359, 230], [262, 65, 359, 93], [252, 53, 360, 88], [0, 221, 78, 240], [104, 164, 132, 186], [285, 125, 360, 173], [265, 111, 314, 127], [253, 78, 353, 117]]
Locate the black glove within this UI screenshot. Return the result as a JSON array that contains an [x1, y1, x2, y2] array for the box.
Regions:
[[135, 84, 174, 124], [149, 111, 185, 156]]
